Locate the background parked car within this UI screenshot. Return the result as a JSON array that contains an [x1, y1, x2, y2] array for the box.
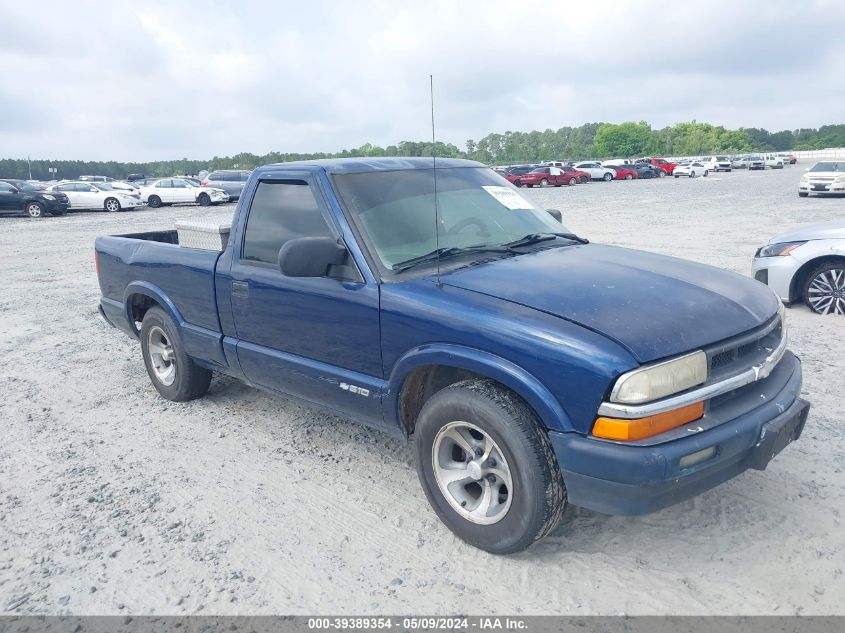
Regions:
[[45, 181, 141, 212], [731, 155, 749, 169], [126, 174, 147, 182], [572, 161, 616, 182], [139, 178, 230, 207], [0, 179, 70, 217], [504, 165, 537, 187], [763, 154, 785, 169], [745, 156, 766, 170], [753, 219, 845, 315], [78, 175, 114, 182], [517, 166, 575, 187], [200, 169, 251, 201], [610, 165, 638, 180], [703, 156, 732, 172], [108, 181, 143, 197], [629, 163, 662, 179], [673, 161, 709, 178], [637, 157, 676, 175], [798, 161, 845, 197]]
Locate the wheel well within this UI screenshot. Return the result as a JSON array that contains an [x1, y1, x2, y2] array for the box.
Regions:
[[789, 255, 845, 303], [128, 294, 160, 332], [399, 365, 502, 436]]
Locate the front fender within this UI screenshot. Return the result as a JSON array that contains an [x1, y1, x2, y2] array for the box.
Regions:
[[386, 343, 574, 433]]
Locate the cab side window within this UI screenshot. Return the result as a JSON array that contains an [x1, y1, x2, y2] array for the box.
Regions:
[[0, 182, 15, 193], [241, 181, 333, 266]]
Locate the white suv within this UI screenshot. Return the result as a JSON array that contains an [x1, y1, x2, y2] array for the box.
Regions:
[[763, 154, 785, 169], [703, 156, 732, 172]]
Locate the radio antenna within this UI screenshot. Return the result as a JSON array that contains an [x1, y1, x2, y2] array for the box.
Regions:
[[430, 74, 442, 286]]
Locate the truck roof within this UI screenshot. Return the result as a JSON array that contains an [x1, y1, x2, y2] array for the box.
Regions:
[[265, 157, 483, 175]]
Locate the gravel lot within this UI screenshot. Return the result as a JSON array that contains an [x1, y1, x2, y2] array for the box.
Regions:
[[1, 166, 843, 615]]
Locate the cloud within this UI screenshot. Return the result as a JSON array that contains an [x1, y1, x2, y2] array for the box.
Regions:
[[0, 0, 843, 161]]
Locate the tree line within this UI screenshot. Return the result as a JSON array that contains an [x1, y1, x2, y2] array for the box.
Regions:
[[2, 123, 844, 179]]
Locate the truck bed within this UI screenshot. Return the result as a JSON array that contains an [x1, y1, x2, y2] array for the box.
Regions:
[[95, 231, 223, 335]]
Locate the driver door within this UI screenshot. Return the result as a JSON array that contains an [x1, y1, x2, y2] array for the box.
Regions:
[[227, 175, 385, 428], [170, 179, 193, 202]]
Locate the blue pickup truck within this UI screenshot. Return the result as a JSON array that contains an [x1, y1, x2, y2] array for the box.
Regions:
[[95, 158, 809, 554]]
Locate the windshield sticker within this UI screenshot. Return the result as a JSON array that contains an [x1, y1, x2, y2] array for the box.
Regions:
[[481, 186, 533, 210]]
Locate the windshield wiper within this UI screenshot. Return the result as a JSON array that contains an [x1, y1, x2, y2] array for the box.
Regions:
[[502, 232, 589, 249], [391, 245, 511, 273]]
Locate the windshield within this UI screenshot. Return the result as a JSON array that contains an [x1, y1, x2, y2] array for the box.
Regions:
[[333, 167, 569, 274], [15, 181, 40, 191], [810, 162, 845, 172]]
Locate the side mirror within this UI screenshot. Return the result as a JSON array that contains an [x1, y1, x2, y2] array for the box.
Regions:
[[278, 236, 357, 280], [546, 208, 562, 223], [10, 188, 19, 194]]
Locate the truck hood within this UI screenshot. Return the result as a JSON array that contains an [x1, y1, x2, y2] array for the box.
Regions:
[[765, 219, 845, 243], [439, 244, 778, 363]]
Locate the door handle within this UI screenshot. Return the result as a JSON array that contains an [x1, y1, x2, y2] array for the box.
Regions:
[[231, 280, 249, 298]]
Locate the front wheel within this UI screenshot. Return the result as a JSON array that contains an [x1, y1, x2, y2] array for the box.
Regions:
[[414, 379, 566, 554], [198, 192, 211, 206], [104, 197, 121, 212], [625, 173, 633, 180], [703, 170, 709, 177], [147, 195, 162, 208], [568, 177, 577, 186], [804, 263, 845, 315], [602, 172, 612, 182], [658, 170, 666, 178], [540, 178, 549, 188], [798, 192, 809, 197], [579, 176, 588, 184], [140, 307, 212, 401], [26, 202, 45, 218]]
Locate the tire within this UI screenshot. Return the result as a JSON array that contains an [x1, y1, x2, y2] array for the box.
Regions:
[[147, 195, 162, 208], [803, 262, 845, 315], [602, 172, 612, 182], [414, 379, 566, 554], [625, 173, 633, 180], [25, 202, 45, 218], [568, 177, 577, 186], [514, 180, 522, 187], [140, 306, 212, 401], [579, 176, 588, 184], [798, 192, 809, 197], [198, 193, 211, 206], [50, 209, 67, 217], [104, 197, 121, 212], [658, 170, 666, 178], [704, 170, 709, 177], [674, 175, 679, 178], [540, 178, 549, 188]]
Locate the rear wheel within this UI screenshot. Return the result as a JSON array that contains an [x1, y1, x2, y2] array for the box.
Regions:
[[540, 178, 549, 188], [625, 173, 633, 180], [104, 197, 121, 212], [140, 307, 212, 401], [25, 202, 45, 218], [803, 263, 845, 315], [414, 379, 566, 554], [602, 172, 612, 182], [147, 195, 162, 208], [658, 170, 666, 178], [703, 170, 709, 177]]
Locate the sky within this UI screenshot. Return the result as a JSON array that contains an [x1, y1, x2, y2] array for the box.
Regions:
[[1, 0, 844, 162]]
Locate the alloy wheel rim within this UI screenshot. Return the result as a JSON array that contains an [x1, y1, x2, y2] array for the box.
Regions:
[[432, 421, 513, 525], [147, 325, 176, 385], [27, 204, 41, 217], [107, 200, 119, 211], [808, 269, 845, 315]]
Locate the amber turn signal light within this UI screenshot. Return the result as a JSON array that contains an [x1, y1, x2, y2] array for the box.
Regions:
[[593, 401, 704, 441]]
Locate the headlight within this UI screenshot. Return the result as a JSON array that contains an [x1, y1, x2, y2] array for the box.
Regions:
[[756, 241, 806, 257], [610, 350, 708, 404], [41, 194, 55, 200]]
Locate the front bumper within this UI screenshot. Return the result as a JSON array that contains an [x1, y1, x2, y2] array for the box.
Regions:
[[752, 254, 796, 303], [798, 180, 845, 194], [549, 353, 807, 515]]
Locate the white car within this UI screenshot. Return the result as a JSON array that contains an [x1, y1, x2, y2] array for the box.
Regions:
[[139, 178, 230, 208], [108, 181, 143, 197], [763, 154, 785, 169], [798, 160, 845, 197], [572, 161, 616, 182], [46, 181, 142, 212], [703, 155, 732, 172], [673, 161, 709, 178], [752, 220, 845, 315]]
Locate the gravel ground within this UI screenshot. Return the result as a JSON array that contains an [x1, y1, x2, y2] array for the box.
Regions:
[[1, 166, 843, 615]]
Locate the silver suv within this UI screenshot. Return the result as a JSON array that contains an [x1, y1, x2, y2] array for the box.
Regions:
[[201, 170, 251, 200]]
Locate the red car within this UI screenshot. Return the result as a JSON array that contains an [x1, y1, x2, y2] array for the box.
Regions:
[[518, 166, 590, 187], [504, 165, 536, 187], [610, 165, 638, 180], [642, 157, 677, 175]]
